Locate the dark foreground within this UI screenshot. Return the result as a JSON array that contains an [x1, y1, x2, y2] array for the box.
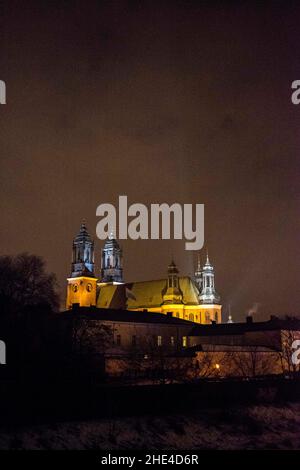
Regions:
[[0, 403, 299, 450], [0, 377, 299, 449]]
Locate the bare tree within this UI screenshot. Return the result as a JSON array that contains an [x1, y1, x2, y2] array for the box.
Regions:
[[64, 315, 113, 382], [0, 253, 59, 314], [70, 316, 113, 356], [119, 335, 192, 384], [228, 348, 275, 378], [188, 348, 230, 379], [277, 330, 300, 377]]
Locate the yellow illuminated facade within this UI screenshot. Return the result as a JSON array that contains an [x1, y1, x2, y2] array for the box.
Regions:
[[66, 222, 97, 309], [125, 259, 222, 324], [97, 261, 222, 324], [66, 223, 222, 324], [66, 276, 97, 309], [132, 303, 222, 324]]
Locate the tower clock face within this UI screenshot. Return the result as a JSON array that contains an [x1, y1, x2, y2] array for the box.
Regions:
[[86, 283, 92, 292], [72, 284, 78, 292]]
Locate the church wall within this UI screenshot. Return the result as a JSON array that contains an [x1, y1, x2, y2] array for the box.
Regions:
[[66, 277, 97, 309], [129, 304, 222, 324]]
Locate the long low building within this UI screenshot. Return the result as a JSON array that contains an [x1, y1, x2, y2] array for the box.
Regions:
[[61, 305, 300, 380]]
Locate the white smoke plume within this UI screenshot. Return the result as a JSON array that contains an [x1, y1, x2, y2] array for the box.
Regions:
[[247, 302, 260, 317]]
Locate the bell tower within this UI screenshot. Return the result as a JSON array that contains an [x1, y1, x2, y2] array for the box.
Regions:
[[199, 254, 220, 304], [198, 253, 222, 323], [66, 222, 97, 309], [162, 260, 183, 304], [100, 233, 123, 283]]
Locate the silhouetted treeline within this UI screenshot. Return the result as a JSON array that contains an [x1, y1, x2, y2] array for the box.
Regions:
[[0, 253, 108, 385], [0, 253, 59, 315]]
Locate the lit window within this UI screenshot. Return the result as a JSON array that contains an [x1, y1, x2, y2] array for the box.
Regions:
[[205, 311, 210, 323], [157, 336, 162, 346], [189, 313, 194, 322], [182, 336, 187, 347], [170, 336, 175, 346]]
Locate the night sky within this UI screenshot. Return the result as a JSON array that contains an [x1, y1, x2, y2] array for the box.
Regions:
[[1, 0, 300, 321]]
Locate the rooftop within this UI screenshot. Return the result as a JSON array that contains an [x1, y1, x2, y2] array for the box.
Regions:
[[61, 305, 193, 326], [190, 316, 300, 336]]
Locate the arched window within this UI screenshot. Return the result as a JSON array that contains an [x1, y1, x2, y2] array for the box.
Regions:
[[189, 313, 194, 322], [214, 311, 218, 322], [205, 311, 210, 324]]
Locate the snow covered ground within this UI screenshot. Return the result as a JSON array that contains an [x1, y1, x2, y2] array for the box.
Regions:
[[0, 403, 300, 450]]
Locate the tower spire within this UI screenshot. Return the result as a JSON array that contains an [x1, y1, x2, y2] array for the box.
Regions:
[[109, 227, 115, 240], [197, 252, 201, 271], [194, 251, 202, 291], [101, 234, 123, 283], [199, 254, 220, 304], [71, 221, 95, 277], [205, 249, 210, 266], [227, 303, 233, 323], [66, 221, 97, 309], [162, 259, 183, 304]]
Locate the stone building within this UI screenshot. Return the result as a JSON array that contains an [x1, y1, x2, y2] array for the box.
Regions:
[[62, 305, 300, 380]]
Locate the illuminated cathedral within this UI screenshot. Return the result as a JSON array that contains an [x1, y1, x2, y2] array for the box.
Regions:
[[66, 222, 222, 324]]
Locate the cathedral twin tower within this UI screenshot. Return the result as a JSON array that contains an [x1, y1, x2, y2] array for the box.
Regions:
[[66, 222, 222, 324], [67, 222, 123, 309]]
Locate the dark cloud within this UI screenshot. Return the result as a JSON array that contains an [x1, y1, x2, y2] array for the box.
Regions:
[[0, 0, 300, 320]]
